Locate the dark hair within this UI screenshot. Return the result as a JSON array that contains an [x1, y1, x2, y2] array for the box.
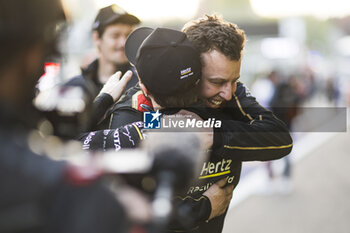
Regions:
[[182, 14, 246, 61], [0, 0, 65, 71], [150, 79, 201, 108]]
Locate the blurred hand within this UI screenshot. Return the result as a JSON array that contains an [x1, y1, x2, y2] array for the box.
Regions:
[[99, 70, 133, 102], [203, 177, 234, 220]]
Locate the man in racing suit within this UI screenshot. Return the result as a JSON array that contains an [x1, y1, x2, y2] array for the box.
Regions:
[[80, 22, 292, 233]]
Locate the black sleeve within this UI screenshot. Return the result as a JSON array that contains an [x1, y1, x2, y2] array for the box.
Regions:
[[169, 195, 211, 231], [87, 93, 114, 131], [80, 121, 145, 151], [109, 108, 143, 129], [212, 82, 293, 162]]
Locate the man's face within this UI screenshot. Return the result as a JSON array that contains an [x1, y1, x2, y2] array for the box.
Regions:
[[200, 50, 241, 108], [96, 23, 135, 65]]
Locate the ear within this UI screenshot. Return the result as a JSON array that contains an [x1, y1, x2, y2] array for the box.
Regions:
[[92, 31, 101, 50], [139, 82, 149, 97]]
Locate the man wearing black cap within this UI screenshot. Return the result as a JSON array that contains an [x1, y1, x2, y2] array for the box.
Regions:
[[125, 27, 202, 109], [66, 4, 140, 101]]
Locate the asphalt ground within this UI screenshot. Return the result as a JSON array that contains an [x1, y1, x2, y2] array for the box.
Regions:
[[222, 129, 350, 233]]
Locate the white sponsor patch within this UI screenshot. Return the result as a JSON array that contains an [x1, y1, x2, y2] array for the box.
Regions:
[[180, 67, 193, 79]]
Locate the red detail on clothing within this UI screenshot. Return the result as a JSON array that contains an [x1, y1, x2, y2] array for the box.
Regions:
[[39, 62, 60, 80], [137, 94, 153, 112], [64, 164, 102, 186]]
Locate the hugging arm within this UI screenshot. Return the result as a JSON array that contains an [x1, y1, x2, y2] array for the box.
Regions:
[[212, 82, 293, 162]]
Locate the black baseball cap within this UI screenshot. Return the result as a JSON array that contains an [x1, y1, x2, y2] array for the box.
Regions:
[[92, 4, 140, 31], [125, 27, 201, 96]]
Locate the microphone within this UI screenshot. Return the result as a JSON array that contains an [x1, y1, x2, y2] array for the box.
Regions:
[[143, 132, 205, 228]]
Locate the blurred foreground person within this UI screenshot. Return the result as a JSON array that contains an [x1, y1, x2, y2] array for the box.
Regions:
[[0, 1, 129, 232]]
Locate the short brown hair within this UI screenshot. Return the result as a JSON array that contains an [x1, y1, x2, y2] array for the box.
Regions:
[[182, 14, 246, 61], [151, 79, 201, 108]]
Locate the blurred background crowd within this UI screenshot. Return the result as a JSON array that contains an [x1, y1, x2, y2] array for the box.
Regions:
[[40, 0, 350, 110]]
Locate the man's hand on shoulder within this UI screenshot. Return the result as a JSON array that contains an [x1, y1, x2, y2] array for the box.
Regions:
[[203, 177, 234, 220]]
